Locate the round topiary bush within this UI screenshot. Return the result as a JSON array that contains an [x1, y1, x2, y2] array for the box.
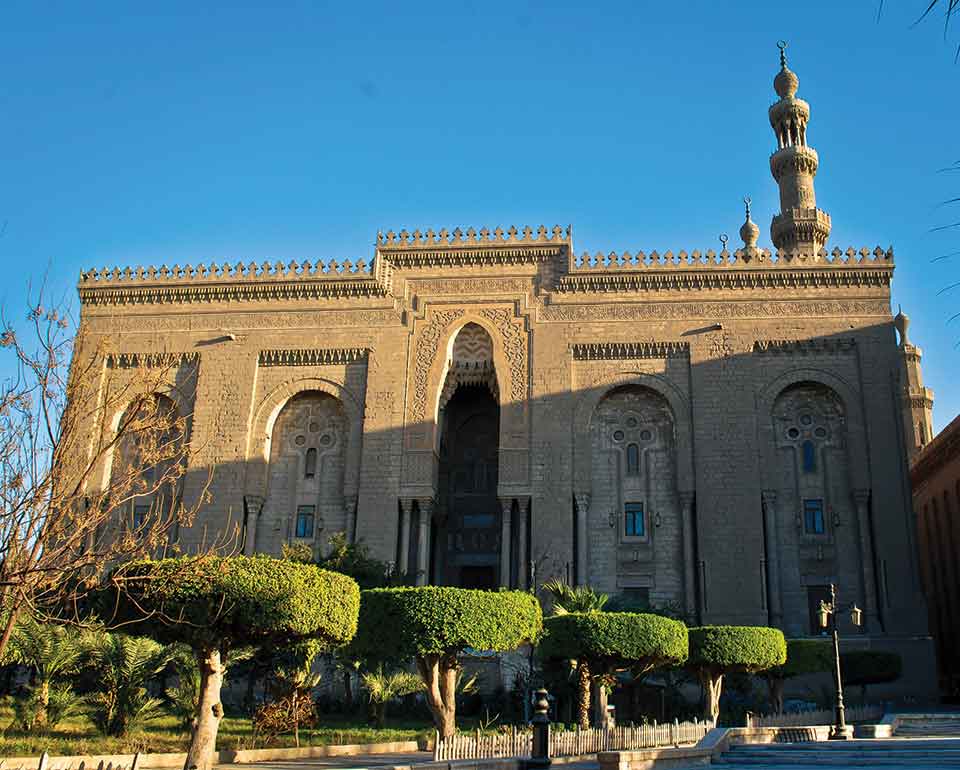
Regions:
[[350, 586, 542, 737], [539, 612, 688, 729], [841, 650, 902, 702], [763, 639, 832, 714], [687, 625, 786, 722], [104, 556, 360, 770]]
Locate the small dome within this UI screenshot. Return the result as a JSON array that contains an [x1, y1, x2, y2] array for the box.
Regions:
[[774, 66, 799, 99], [740, 197, 759, 249]]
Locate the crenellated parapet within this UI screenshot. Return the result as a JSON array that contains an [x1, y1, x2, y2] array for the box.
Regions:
[[556, 245, 894, 293], [376, 224, 572, 268], [78, 257, 389, 305]]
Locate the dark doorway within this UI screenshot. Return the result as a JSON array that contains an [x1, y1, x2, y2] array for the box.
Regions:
[[436, 385, 500, 587]]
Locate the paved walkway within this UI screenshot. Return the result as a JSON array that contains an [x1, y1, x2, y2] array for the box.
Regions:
[[215, 752, 433, 770]]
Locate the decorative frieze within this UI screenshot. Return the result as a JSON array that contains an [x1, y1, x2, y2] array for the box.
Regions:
[[80, 279, 386, 306], [105, 351, 199, 368], [258, 348, 369, 367], [571, 341, 690, 360], [753, 339, 856, 355], [540, 299, 889, 322]]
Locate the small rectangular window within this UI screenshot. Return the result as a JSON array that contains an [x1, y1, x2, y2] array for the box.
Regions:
[[624, 502, 645, 538], [295, 505, 315, 538], [802, 441, 817, 473], [132, 504, 149, 530], [803, 499, 825, 535]]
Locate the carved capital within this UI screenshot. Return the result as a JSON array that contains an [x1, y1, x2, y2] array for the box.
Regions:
[[678, 490, 695, 509], [416, 498, 435, 520], [499, 497, 515, 517], [575, 492, 591, 512], [243, 495, 265, 518], [761, 489, 778, 508], [399, 497, 416, 516]]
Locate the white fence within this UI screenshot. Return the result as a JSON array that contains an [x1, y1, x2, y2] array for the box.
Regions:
[[433, 719, 713, 761], [746, 703, 883, 728], [0, 752, 141, 770]]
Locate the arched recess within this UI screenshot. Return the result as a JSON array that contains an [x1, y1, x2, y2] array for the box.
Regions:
[[573, 371, 693, 494], [403, 307, 530, 497], [246, 377, 364, 502], [756, 367, 869, 492]]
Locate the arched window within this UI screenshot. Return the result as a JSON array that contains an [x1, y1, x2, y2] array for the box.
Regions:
[[802, 440, 816, 473], [626, 443, 640, 475], [305, 447, 317, 478]]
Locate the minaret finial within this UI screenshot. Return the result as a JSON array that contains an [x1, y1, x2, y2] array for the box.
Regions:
[[739, 196, 760, 250], [777, 40, 788, 69]]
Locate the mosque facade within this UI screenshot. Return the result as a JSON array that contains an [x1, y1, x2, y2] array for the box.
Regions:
[[75, 49, 937, 692]]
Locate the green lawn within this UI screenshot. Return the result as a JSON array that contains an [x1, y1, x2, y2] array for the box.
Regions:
[[0, 708, 433, 758]]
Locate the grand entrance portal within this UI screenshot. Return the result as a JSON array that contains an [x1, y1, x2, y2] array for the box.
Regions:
[[432, 320, 504, 587]]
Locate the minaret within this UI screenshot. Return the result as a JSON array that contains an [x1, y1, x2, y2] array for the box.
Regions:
[[768, 41, 831, 254], [894, 307, 935, 460]]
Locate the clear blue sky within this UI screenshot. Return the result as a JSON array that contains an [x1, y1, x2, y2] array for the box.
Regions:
[[1, 1, 958, 431]]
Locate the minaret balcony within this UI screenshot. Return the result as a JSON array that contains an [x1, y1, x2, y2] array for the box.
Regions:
[[770, 145, 819, 180]]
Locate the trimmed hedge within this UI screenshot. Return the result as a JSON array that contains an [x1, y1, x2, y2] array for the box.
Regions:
[[351, 586, 542, 661], [774, 638, 833, 679], [841, 650, 903, 687], [539, 612, 688, 667], [106, 555, 360, 649], [688, 626, 786, 674]]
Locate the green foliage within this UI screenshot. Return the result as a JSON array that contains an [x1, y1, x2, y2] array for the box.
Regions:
[[86, 633, 176, 737], [8, 682, 84, 732], [318, 533, 401, 589], [106, 555, 360, 652], [774, 639, 832, 679], [539, 612, 688, 671], [840, 650, 903, 687], [361, 666, 423, 728], [351, 587, 542, 663], [687, 626, 786, 674], [541, 580, 608, 614]]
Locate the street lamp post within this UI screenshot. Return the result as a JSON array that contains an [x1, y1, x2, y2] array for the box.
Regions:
[[818, 583, 863, 741]]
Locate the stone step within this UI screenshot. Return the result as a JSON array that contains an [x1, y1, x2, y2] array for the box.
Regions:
[[717, 757, 960, 767], [730, 740, 960, 752]]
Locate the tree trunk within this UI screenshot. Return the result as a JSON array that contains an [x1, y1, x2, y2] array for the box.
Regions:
[[591, 679, 608, 727], [36, 679, 50, 728], [375, 701, 386, 729], [575, 659, 591, 730], [184, 647, 224, 770], [344, 670, 353, 711], [701, 671, 723, 724], [292, 690, 300, 748], [767, 676, 784, 715], [416, 654, 457, 738]]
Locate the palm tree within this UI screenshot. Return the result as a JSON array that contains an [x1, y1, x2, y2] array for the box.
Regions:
[[87, 633, 176, 737], [541, 579, 608, 615], [361, 666, 424, 728], [5, 619, 87, 730]]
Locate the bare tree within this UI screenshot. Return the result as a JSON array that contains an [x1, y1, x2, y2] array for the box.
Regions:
[[0, 293, 215, 659]]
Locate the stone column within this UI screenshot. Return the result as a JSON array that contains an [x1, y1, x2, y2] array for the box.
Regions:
[[499, 497, 514, 588], [345, 495, 358, 544], [415, 498, 433, 586], [679, 491, 697, 623], [853, 488, 881, 632], [398, 498, 414, 577], [761, 490, 783, 628], [242, 495, 264, 556], [575, 493, 590, 586], [517, 497, 530, 590]]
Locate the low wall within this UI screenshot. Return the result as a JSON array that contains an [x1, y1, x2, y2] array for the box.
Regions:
[[0, 741, 426, 770]]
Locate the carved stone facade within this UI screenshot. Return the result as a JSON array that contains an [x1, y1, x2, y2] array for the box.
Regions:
[[72, 49, 936, 696]]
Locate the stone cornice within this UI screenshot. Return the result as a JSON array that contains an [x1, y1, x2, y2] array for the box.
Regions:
[[570, 341, 690, 360], [753, 338, 857, 355], [258, 348, 369, 367], [105, 351, 199, 368]]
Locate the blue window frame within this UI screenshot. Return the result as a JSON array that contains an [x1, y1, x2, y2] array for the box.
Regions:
[[295, 505, 315, 538], [624, 502, 645, 538], [132, 504, 149, 530], [626, 444, 640, 475], [803, 499, 825, 535], [802, 440, 817, 473]]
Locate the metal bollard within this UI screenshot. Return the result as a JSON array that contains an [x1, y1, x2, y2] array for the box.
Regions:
[[525, 688, 552, 769]]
